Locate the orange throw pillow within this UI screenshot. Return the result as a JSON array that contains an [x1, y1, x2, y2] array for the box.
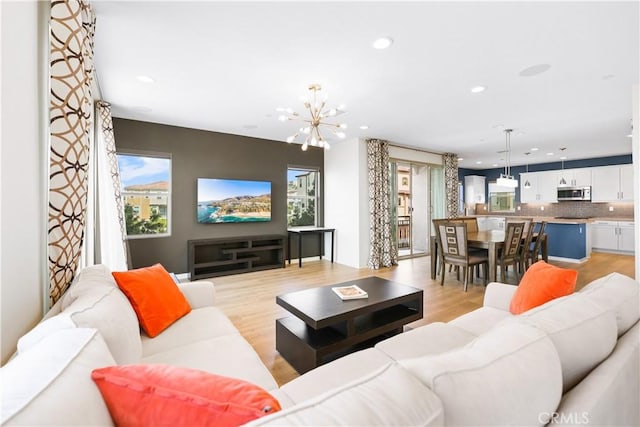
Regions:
[[510, 261, 578, 314], [112, 264, 191, 337], [92, 365, 281, 427]]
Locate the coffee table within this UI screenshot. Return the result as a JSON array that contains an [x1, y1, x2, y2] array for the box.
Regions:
[[276, 276, 423, 374]]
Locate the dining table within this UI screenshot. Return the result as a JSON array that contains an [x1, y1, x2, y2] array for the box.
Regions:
[[429, 230, 548, 282]]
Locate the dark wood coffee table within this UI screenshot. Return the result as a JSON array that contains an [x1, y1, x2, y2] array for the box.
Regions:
[[276, 276, 423, 374]]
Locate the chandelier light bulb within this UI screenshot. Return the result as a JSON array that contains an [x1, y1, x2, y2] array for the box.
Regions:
[[324, 141, 330, 150], [338, 123, 347, 129], [336, 131, 346, 139], [302, 126, 311, 134], [278, 115, 288, 122], [286, 135, 297, 143], [301, 142, 308, 151]]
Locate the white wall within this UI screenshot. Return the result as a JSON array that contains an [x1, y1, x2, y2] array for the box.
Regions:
[[324, 138, 369, 268], [632, 85, 639, 280], [1, 1, 45, 364]]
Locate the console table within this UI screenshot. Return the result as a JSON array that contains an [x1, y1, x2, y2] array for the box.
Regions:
[[287, 227, 335, 267], [276, 277, 423, 373]]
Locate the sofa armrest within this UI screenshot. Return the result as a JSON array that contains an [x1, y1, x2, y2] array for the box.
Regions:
[[483, 282, 518, 311], [177, 280, 216, 309]]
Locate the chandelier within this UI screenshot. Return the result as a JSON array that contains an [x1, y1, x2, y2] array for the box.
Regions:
[[277, 84, 347, 151], [496, 128, 519, 188]]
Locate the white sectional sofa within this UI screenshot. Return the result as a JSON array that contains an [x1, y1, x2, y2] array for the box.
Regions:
[[2, 264, 639, 426]]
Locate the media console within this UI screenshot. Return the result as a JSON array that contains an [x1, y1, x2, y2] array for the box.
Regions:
[[188, 234, 286, 280]]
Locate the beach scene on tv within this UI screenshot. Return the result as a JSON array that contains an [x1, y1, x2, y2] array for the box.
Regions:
[[197, 178, 272, 223]]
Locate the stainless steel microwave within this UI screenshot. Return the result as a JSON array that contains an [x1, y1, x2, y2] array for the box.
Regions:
[[557, 186, 591, 201]]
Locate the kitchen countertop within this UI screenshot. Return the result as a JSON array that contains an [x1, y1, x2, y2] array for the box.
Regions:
[[472, 215, 634, 224]]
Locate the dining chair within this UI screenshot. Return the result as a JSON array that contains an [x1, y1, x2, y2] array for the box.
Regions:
[[436, 221, 489, 291], [524, 221, 548, 269], [517, 221, 536, 274], [497, 222, 525, 284]]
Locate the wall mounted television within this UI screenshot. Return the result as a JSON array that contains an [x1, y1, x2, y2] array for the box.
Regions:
[[197, 178, 272, 223]]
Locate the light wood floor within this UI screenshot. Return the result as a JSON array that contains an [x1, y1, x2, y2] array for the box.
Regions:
[[212, 252, 635, 386]]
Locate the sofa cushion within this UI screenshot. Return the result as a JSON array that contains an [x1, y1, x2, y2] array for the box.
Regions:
[[447, 306, 512, 336], [375, 322, 476, 360], [579, 272, 640, 337], [1, 328, 115, 426], [63, 283, 142, 365], [16, 313, 75, 353], [400, 321, 562, 426], [140, 307, 240, 357], [92, 365, 280, 427], [141, 333, 278, 392], [509, 261, 577, 314], [60, 264, 118, 310], [515, 293, 618, 392], [550, 322, 640, 426], [279, 348, 394, 405], [112, 263, 191, 337], [246, 363, 444, 426]]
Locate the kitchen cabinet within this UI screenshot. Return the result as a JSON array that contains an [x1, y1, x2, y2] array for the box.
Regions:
[[592, 221, 635, 253], [592, 165, 634, 202], [557, 168, 592, 187], [545, 222, 590, 261], [520, 171, 558, 203]]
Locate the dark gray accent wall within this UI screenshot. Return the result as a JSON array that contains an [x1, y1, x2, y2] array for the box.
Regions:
[[113, 118, 324, 273]]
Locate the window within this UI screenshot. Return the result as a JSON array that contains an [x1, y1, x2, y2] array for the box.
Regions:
[[287, 167, 318, 227], [116, 152, 171, 238]]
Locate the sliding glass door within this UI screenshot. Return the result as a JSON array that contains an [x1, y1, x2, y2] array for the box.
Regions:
[[391, 160, 436, 258]]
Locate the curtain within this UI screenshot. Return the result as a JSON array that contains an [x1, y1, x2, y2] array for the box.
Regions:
[[48, 0, 96, 306], [443, 153, 459, 219], [95, 101, 129, 270], [367, 139, 398, 269]]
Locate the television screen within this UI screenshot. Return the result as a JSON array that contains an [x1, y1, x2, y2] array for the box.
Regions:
[[197, 178, 272, 223]]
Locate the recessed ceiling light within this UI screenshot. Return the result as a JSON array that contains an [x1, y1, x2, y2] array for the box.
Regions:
[[492, 163, 498, 167], [560, 156, 567, 160], [531, 147, 539, 151], [470, 86, 486, 93], [372, 37, 393, 49], [475, 161, 482, 165], [136, 75, 154, 84], [457, 157, 464, 161], [359, 125, 369, 130], [627, 134, 633, 138], [546, 152, 554, 156], [519, 64, 551, 77]]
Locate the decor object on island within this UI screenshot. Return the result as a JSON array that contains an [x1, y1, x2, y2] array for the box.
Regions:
[[496, 129, 519, 188], [277, 84, 347, 151], [332, 284, 368, 300], [197, 178, 272, 223]]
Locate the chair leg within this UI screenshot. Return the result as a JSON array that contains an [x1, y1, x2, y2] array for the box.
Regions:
[[482, 263, 488, 285], [463, 267, 469, 292], [440, 261, 446, 286]]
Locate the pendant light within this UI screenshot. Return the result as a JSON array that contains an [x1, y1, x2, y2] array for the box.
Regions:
[[523, 153, 531, 189], [558, 148, 568, 187], [496, 129, 518, 188]]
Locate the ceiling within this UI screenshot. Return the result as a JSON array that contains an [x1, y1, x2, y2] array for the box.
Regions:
[[93, 1, 638, 169]]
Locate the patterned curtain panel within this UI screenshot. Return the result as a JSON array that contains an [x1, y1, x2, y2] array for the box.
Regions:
[[367, 139, 398, 269], [443, 153, 459, 219], [96, 101, 129, 270], [48, 0, 96, 306]]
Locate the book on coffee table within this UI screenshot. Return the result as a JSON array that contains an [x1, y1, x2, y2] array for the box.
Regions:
[[332, 284, 368, 300]]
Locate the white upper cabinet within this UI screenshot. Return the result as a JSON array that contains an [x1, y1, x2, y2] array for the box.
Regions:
[[592, 165, 634, 202], [519, 171, 558, 203], [558, 168, 592, 187]]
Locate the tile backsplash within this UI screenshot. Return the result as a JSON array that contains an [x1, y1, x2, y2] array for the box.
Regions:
[[474, 202, 634, 219]]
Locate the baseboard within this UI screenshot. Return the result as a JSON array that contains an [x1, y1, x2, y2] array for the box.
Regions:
[[547, 256, 589, 264]]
